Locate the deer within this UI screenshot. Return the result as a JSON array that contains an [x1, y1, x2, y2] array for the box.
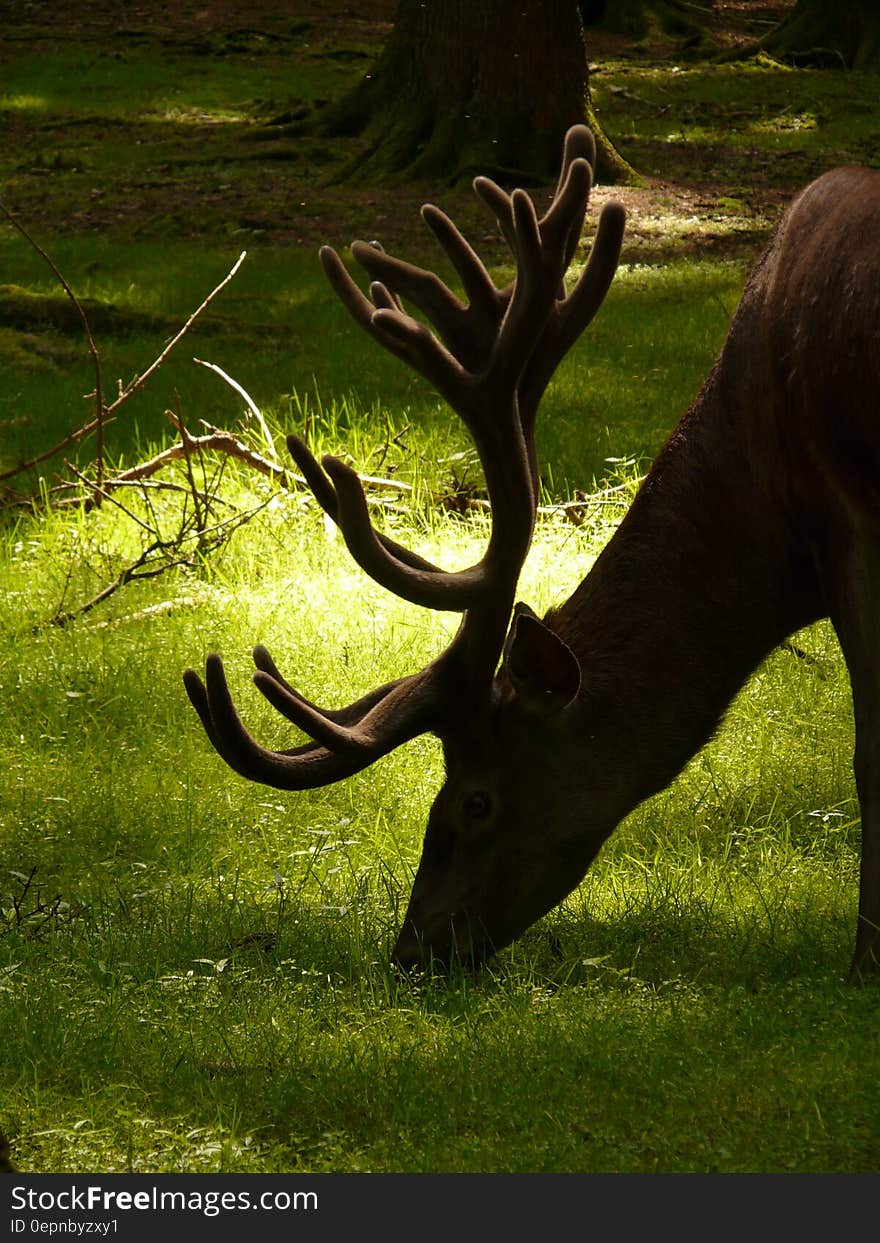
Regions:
[[184, 126, 880, 981]]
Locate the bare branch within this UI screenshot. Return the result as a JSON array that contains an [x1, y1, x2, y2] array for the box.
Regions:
[[104, 251, 248, 419]]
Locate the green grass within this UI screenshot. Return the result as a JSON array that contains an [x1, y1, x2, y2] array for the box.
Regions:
[[2, 10, 880, 1176], [0, 232, 740, 490], [595, 58, 880, 185], [0, 19, 367, 121], [0, 475, 876, 1173]]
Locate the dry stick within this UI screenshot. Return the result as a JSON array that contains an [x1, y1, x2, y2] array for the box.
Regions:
[[45, 499, 273, 629], [0, 200, 105, 487], [64, 460, 157, 534], [168, 400, 205, 534], [193, 356, 277, 459], [0, 413, 108, 485], [50, 476, 216, 502], [9, 866, 39, 925], [106, 426, 294, 490], [68, 422, 414, 500], [48, 544, 185, 628]]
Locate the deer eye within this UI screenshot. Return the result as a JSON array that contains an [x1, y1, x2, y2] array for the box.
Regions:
[[462, 792, 492, 821]]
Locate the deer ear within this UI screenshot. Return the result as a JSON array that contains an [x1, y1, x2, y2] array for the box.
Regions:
[[503, 604, 581, 715]]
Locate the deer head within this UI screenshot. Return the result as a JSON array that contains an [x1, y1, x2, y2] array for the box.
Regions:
[[184, 126, 626, 968]]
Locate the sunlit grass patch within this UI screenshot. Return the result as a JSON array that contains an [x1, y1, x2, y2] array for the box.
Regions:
[[0, 93, 48, 113]]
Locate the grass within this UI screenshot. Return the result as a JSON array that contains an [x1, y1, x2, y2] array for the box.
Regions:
[[1, 4, 880, 1176], [595, 57, 880, 185], [1, 446, 876, 1174], [0, 234, 741, 492]]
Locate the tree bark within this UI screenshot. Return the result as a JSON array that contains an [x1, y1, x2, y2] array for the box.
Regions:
[[317, 0, 636, 185], [759, 0, 880, 69]]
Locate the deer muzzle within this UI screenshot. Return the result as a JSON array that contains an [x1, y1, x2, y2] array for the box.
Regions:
[[391, 909, 493, 972]]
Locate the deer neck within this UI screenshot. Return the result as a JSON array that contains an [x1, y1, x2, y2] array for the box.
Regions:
[[548, 367, 824, 804]]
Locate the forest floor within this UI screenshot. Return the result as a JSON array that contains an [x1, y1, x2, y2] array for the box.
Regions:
[[6, 0, 870, 273]]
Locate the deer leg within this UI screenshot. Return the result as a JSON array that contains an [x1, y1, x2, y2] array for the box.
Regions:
[[827, 535, 880, 980], [851, 702, 880, 979]]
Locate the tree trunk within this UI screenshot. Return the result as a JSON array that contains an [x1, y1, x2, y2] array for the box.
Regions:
[[760, 0, 880, 69], [317, 0, 636, 185]]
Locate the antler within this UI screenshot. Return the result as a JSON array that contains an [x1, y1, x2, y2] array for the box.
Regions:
[[343, 125, 626, 484], [183, 125, 625, 789]]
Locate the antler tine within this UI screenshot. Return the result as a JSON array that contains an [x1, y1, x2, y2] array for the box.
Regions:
[[251, 669, 375, 752], [483, 187, 570, 398], [561, 122, 597, 179], [287, 431, 496, 610], [349, 241, 465, 330], [520, 198, 626, 422], [420, 204, 503, 323], [474, 124, 595, 266], [555, 124, 597, 269], [304, 129, 611, 618], [184, 659, 354, 789], [251, 644, 433, 746], [252, 643, 408, 726], [468, 124, 625, 470], [347, 135, 597, 416], [184, 651, 454, 791], [286, 434, 442, 575], [350, 213, 502, 371], [326, 446, 531, 610], [320, 244, 471, 400], [359, 182, 575, 430], [539, 155, 593, 261]]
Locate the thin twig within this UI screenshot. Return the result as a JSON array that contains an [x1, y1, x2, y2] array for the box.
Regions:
[[48, 544, 175, 627], [42, 496, 273, 630], [64, 460, 156, 534], [0, 413, 107, 485], [0, 248, 247, 491], [193, 356, 277, 458], [103, 252, 247, 419], [68, 423, 414, 500], [0, 200, 105, 487], [168, 400, 204, 533]]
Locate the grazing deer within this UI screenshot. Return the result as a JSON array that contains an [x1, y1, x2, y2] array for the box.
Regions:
[[184, 126, 880, 979]]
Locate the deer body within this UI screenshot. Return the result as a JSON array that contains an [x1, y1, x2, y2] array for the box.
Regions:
[[185, 133, 880, 978]]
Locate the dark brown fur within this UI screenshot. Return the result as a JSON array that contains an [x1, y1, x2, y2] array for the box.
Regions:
[[395, 167, 880, 976]]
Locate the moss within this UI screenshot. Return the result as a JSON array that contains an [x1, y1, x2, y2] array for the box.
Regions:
[[0, 325, 78, 372], [0, 284, 172, 338]]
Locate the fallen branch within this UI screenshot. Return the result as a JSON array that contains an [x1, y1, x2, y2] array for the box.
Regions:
[[105, 423, 294, 491], [1, 218, 633, 635], [46, 419, 414, 508]]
